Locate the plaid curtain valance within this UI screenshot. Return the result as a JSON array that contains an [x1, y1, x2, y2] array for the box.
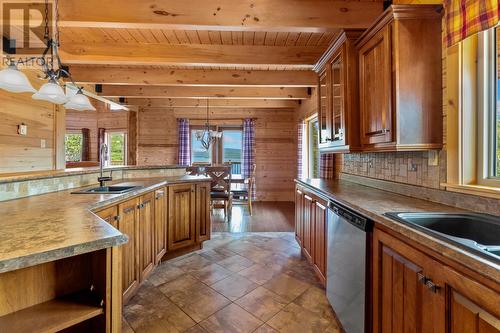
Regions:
[[445, 0, 499, 46]]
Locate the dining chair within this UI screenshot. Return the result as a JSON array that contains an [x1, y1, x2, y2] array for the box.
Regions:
[[231, 163, 256, 216], [206, 165, 233, 221]]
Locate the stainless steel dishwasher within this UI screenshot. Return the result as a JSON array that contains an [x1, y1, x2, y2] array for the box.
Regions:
[[326, 201, 373, 333]]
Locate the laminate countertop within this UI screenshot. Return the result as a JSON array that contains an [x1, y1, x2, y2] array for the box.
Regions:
[[295, 178, 500, 284], [0, 175, 211, 274]]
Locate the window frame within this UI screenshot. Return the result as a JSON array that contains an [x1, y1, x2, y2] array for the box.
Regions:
[[218, 126, 243, 166], [190, 125, 216, 164], [104, 130, 128, 167], [64, 130, 84, 163]]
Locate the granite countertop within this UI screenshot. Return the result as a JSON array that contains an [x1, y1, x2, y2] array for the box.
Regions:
[[0, 175, 210, 273], [0, 165, 187, 184], [295, 178, 500, 284]]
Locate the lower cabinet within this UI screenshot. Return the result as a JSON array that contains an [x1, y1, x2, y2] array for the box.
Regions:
[[116, 198, 140, 303], [373, 228, 500, 333], [196, 183, 211, 242], [312, 199, 327, 284], [138, 192, 155, 282], [294, 185, 328, 285], [168, 183, 196, 251], [154, 187, 167, 264]]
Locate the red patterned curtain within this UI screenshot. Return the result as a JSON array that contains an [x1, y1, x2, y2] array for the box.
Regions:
[[444, 0, 500, 46], [320, 153, 335, 179]]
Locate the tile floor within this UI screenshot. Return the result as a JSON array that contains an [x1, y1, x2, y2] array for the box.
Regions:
[[123, 232, 341, 333]]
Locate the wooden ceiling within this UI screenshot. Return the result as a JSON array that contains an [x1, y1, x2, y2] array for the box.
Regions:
[[54, 0, 385, 107]]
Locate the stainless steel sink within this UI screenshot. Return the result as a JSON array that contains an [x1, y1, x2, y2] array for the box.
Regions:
[[72, 185, 142, 194], [384, 212, 500, 262]]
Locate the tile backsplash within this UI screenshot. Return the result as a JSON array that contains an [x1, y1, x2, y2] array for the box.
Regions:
[[340, 151, 446, 190]]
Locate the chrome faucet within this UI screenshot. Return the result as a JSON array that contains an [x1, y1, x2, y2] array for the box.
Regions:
[[98, 143, 112, 187]]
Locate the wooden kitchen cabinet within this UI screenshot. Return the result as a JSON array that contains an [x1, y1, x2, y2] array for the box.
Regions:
[[314, 29, 363, 153], [96, 205, 118, 228], [117, 198, 140, 303], [356, 5, 443, 151], [138, 192, 155, 282], [312, 198, 327, 284], [373, 229, 500, 333], [295, 186, 304, 247], [168, 183, 196, 251], [302, 194, 314, 263], [154, 187, 167, 264], [196, 183, 211, 242]]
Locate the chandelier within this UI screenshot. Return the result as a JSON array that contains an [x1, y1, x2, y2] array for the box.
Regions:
[[194, 99, 222, 151], [0, 0, 95, 111]]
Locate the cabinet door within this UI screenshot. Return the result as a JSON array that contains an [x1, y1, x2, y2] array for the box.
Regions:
[[117, 198, 140, 302], [359, 25, 393, 145], [443, 266, 500, 333], [139, 192, 155, 281], [302, 194, 314, 262], [295, 187, 304, 246], [373, 229, 445, 333], [168, 184, 196, 251], [330, 50, 345, 146], [318, 68, 332, 145], [313, 199, 327, 285], [96, 206, 118, 228], [196, 183, 211, 242], [154, 188, 167, 264]]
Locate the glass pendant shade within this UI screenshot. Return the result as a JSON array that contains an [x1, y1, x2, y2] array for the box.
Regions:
[[64, 91, 96, 111], [0, 65, 36, 93], [32, 79, 68, 104]]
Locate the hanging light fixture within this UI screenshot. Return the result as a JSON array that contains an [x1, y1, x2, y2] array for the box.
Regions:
[[64, 87, 96, 111], [0, 0, 95, 110], [0, 61, 36, 93], [194, 99, 222, 151]]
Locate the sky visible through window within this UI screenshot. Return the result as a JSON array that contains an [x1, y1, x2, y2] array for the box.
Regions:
[[222, 130, 242, 163]]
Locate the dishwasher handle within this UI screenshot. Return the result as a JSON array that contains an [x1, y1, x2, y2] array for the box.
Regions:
[[330, 202, 373, 232]]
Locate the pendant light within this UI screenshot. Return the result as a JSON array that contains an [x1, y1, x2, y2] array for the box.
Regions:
[[194, 99, 222, 151], [33, 77, 68, 104], [0, 62, 36, 93], [64, 88, 96, 111]]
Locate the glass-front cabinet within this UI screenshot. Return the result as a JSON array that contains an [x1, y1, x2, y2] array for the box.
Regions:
[[313, 30, 363, 153]]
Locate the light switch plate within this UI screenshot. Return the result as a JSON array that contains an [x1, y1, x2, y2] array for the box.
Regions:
[[40, 139, 46, 148], [428, 150, 439, 166], [18, 124, 27, 135]]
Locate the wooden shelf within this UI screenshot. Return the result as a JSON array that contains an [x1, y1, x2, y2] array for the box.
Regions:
[[0, 290, 104, 333]]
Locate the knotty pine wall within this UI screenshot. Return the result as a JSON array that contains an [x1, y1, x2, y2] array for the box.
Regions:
[[0, 70, 63, 173], [137, 107, 297, 201]]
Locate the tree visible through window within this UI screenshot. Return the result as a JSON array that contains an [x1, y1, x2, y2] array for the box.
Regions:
[[65, 133, 83, 162], [107, 132, 126, 166], [495, 27, 500, 177], [308, 117, 320, 178]]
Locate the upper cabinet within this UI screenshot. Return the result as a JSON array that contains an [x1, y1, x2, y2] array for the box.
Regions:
[[315, 30, 363, 153], [356, 5, 443, 151]]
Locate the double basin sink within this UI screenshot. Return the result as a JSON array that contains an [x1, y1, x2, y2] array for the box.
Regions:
[[385, 212, 500, 262], [72, 185, 142, 194]]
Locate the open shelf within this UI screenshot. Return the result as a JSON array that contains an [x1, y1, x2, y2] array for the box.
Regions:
[[0, 290, 104, 333]]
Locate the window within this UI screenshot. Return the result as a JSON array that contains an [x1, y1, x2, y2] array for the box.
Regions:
[[65, 132, 83, 162], [105, 132, 127, 166], [302, 116, 320, 178], [477, 27, 500, 186], [191, 128, 213, 164], [190, 127, 243, 175], [221, 129, 242, 175]]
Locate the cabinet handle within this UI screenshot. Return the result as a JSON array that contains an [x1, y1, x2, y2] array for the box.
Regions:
[[137, 203, 145, 209], [114, 215, 121, 222], [417, 272, 428, 285], [366, 129, 390, 135], [156, 193, 164, 199], [123, 207, 135, 214], [426, 280, 440, 293]]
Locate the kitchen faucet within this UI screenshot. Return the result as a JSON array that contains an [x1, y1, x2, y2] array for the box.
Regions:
[[98, 143, 113, 187]]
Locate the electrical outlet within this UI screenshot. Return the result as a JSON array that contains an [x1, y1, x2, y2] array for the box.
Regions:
[[428, 150, 439, 166], [18, 124, 27, 135], [40, 139, 46, 148]]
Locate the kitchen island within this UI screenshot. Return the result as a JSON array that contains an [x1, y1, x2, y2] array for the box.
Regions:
[[0, 174, 211, 333]]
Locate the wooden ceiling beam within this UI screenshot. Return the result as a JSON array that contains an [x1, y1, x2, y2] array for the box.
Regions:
[[59, 0, 384, 32], [59, 43, 322, 67], [68, 66, 317, 87], [118, 98, 299, 108], [98, 86, 310, 99]]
